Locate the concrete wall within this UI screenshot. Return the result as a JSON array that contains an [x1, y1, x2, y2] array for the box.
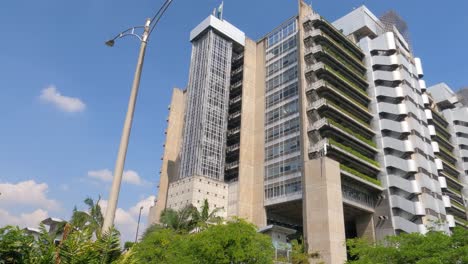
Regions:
[[235, 38, 266, 224], [148, 88, 186, 225], [298, 2, 347, 263], [249, 38, 268, 227], [303, 158, 347, 264], [166, 175, 229, 218]]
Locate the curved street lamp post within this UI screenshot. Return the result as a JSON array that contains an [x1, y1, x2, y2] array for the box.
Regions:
[[102, 0, 173, 233]]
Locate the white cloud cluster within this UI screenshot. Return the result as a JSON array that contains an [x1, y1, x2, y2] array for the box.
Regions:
[[0, 180, 60, 228], [87, 169, 146, 186], [40, 85, 86, 113], [0, 180, 60, 210], [0, 209, 49, 228]]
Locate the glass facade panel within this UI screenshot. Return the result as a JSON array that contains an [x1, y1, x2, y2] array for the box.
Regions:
[[179, 30, 233, 180], [264, 19, 301, 201]]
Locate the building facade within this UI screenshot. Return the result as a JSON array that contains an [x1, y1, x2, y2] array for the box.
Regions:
[[149, 1, 468, 263]]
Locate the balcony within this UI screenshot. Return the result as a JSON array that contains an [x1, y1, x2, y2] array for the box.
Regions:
[[307, 98, 374, 138], [226, 143, 240, 153], [454, 216, 468, 227], [228, 111, 241, 121], [340, 164, 382, 189], [439, 158, 460, 177], [227, 127, 241, 137], [232, 52, 244, 61], [309, 138, 380, 174], [229, 95, 242, 105], [308, 118, 377, 155], [305, 62, 367, 97], [307, 46, 368, 87], [393, 216, 419, 233], [433, 132, 454, 151], [446, 186, 463, 199], [308, 82, 371, 120], [437, 145, 458, 164], [440, 171, 463, 189], [431, 109, 449, 127], [230, 80, 242, 91], [391, 195, 416, 216], [307, 79, 369, 106], [342, 184, 376, 212], [305, 45, 366, 77], [303, 29, 365, 70], [231, 66, 243, 77], [431, 118, 451, 140], [225, 161, 239, 170], [302, 14, 364, 60]]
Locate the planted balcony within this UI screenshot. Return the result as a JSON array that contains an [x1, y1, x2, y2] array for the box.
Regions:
[[440, 171, 463, 189], [308, 100, 374, 141], [303, 15, 363, 60], [438, 145, 458, 164], [309, 118, 377, 157], [454, 216, 468, 227], [433, 132, 454, 151], [340, 164, 382, 187], [306, 79, 370, 109], [311, 46, 368, 88]]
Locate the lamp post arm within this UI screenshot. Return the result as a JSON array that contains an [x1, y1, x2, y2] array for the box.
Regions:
[[102, 19, 150, 233]]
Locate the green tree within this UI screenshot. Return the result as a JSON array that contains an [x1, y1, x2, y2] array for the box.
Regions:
[[346, 227, 468, 264], [191, 199, 223, 231], [159, 205, 197, 232], [129, 219, 274, 264], [29, 223, 58, 264], [288, 238, 324, 264], [0, 226, 34, 264], [70, 196, 104, 239]]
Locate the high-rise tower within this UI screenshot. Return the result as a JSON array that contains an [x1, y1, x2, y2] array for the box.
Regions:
[[149, 2, 468, 263]]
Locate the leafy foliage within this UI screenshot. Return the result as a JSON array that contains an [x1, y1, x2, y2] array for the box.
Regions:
[[127, 219, 274, 264], [346, 227, 468, 264], [0, 196, 121, 264], [0, 226, 35, 264]]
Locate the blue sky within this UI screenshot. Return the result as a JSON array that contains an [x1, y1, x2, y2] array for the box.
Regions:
[[0, 0, 466, 241]]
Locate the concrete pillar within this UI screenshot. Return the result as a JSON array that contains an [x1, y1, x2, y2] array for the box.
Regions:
[[356, 214, 376, 242], [303, 158, 347, 264], [148, 88, 186, 225]]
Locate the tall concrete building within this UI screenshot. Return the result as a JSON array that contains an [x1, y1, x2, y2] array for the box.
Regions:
[[149, 1, 468, 263]]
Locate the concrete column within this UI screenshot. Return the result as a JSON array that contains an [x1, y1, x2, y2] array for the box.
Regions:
[[236, 38, 265, 224], [250, 39, 268, 227], [148, 88, 186, 225], [303, 158, 347, 264], [356, 214, 376, 242]]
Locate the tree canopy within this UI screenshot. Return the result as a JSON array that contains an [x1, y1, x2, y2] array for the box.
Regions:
[[127, 219, 274, 264], [346, 227, 468, 264]]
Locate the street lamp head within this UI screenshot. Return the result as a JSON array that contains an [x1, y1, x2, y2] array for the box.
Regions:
[[105, 39, 115, 47]]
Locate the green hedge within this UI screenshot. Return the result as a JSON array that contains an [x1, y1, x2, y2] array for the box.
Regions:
[[329, 138, 380, 167], [328, 119, 376, 148], [340, 164, 381, 186], [326, 100, 371, 129]]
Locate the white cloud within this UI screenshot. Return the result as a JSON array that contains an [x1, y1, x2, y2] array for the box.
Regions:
[[100, 197, 153, 243], [0, 180, 60, 210], [129, 196, 155, 218], [39, 85, 86, 113], [87, 169, 146, 186], [0, 209, 49, 228]]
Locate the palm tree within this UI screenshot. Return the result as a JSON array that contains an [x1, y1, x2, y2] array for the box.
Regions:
[[159, 205, 197, 232], [70, 196, 104, 238], [156, 199, 223, 234], [191, 199, 222, 231]]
